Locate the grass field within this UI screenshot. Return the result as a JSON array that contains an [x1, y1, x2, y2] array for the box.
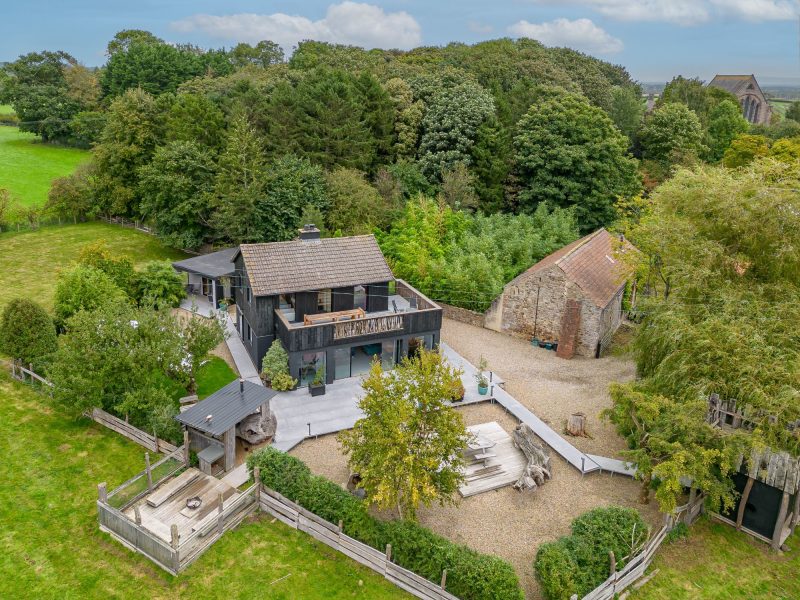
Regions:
[[0, 105, 14, 115], [632, 519, 799, 599], [0, 373, 408, 599], [0, 222, 187, 310], [0, 126, 89, 207], [769, 99, 793, 120], [196, 356, 238, 398]]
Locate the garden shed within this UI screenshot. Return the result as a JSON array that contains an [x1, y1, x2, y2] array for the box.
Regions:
[[175, 379, 276, 475]]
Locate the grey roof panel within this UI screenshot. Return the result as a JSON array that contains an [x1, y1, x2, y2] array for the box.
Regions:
[[239, 235, 394, 296], [175, 380, 276, 436], [172, 247, 238, 279]]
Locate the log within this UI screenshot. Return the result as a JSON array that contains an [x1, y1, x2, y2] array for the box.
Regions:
[[567, 412, 587, 437], [511, 423, 552, 492]]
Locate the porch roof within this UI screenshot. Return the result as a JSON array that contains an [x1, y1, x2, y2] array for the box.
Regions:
[[172, 248, 237, 279]]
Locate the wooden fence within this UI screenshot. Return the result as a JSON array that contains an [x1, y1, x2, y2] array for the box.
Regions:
[[259, 487, 460, 600], [89, 407, 179, 454], [5, 359, 54, 391], [575, 494, 705, 600]]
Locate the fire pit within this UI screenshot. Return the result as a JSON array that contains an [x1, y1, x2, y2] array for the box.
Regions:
[[186, 496, 202, 509]]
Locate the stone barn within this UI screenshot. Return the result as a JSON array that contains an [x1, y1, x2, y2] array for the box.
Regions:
[[484, 229, 635, 359], [707, 74, 772, 125]]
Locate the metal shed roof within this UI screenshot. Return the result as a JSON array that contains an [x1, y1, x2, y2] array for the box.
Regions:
[[175, 380, 276, 437], [172, 247, 237, 279]]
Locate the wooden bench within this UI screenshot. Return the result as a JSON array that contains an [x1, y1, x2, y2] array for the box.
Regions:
[[138, 512, 174, 543], [146, 468, 200, 508]]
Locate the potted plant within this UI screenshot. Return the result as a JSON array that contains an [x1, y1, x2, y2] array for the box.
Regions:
[[447, 376, 465, 403], [475, 355, 489, 395], [309, 367, 326, 397]]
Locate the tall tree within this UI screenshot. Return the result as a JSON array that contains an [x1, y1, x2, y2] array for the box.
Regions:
[[609, 85, 644, 141], [0, 299, 57, 371], [705, 99, 749, 162], [638, 103, 705, 167], [229, 41, 284, 68], [338, 350, 469, 520], [325, 167, 389, 235], [513, 87, 640, 232], [165, 92, 226, 151]]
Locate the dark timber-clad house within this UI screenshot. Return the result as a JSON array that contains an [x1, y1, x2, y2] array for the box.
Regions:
[[232, 225, 442, 385]]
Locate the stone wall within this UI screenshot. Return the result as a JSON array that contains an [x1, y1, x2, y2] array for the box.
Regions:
[[438, 302, 486, 328]]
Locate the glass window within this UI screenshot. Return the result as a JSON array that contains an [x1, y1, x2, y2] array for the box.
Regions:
[[354, 285, 367, 311], [300, 351, 325, 386], [246, 286, 252, 304], [381, 340, 395, 371], [334, 348, 351, 380], [317, 289, 332, 313]]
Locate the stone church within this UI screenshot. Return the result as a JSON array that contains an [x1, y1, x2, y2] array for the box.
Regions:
[[708, 74, 772, 125], [484, 229, 636, 359]]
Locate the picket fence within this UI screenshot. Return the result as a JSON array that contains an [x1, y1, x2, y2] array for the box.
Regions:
[[259, 487, 460, 600]]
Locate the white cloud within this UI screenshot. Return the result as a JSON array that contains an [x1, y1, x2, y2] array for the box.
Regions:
[[171, 2, 422, 51], [531, 0, 799, 25], [508, 18, 624, 54], [468, 21, 495, 34], [710, 0, 799, 21]]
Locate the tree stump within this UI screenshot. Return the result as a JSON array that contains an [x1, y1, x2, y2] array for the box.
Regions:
[[566, 412, 587, 437], [511, 423, 552, 492]]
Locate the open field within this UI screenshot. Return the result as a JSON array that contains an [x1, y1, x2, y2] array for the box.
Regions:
[[0, 373, 408, 599], [0, 222, 187, 310], [0, 126, 89, 207], [632, 519, 799, 599], [769, 99, 793, 119]]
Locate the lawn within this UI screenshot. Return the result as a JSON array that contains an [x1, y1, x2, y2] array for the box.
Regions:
[[769, 99, 793, 120], [0, 373, 408, 599], [632, 519, 799, 600], [196, 356, 238, 398], [0, 126, 89, 206], [0, 221, 188, 310], [0, 105, 14, 115]]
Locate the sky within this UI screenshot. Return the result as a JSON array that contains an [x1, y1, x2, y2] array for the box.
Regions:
[[1, 0, 799, 84]]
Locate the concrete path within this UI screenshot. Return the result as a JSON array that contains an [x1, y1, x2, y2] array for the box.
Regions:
[[179, 294, 216, 318], [222, 314, 262, 385]]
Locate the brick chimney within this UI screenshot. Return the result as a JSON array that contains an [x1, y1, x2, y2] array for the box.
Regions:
[[298, 224, 321, 242]]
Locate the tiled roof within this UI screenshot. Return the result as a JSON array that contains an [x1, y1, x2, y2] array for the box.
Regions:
[[708, 75, 759, 96], [238, 235, 394, 296], [522, 229, 636, 308]]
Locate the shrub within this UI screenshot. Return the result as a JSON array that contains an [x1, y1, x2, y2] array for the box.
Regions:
[[0, 298, 58, 371], [247, 447, 523, 600], [535, 506, 650, 599], [261, 339, 290, 385], [53, 264, 128, 327], [133, 261, 185, 308], [270, 372, 297, 391]]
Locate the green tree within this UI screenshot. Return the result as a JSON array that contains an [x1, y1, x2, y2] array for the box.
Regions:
[[659, 76, 737, 126], [325, 167, 389, 235], [338, 350, 469, 520], [706, 99, 749, 162], [609, 85, 644, 141], [439, 163, 479, 211], [722, 134, 770, 168], [138, 141, 217, 249], [384, 77, 423, 159], [513, 87, 640, 232], [133, 261, 186, 308], [53, 264, 128, 327], [261, 339, 290, 385], [785, 100, 800, 123], [229, 41, 284, 68], [638, 103, 705, 167], [76, 240, 135, 293], [0, 299, 57, 371], [182, 314, 226, 392], [165, 93, 226, 151], [418, 80, 495, 181], [45, 164, 95, 222]]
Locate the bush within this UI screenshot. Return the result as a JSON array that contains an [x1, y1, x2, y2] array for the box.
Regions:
[[133, 261, 185, 308], [535, 506, 649, 599], [247, 447, 523, 600], [261, 339, 290, 385], [0, 298, 58, 371], [270, 372, 297, 391], [53, 264, 128, 327]]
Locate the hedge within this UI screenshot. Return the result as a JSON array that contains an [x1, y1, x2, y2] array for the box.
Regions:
[[247, 447, 523, 600], [535, 506, 650, 599]]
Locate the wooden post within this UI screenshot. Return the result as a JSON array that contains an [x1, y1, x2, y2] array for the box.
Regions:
[[97, 482, 107, 503], [609, 550, 616, 576], [183, 429, 190, 466], [736, 477, 755, 530], [144, 452, 153, 493], [385, 543, 392, 562], [440, 569, 447, 590], [254, 467, 261, 507], [772, 491, 791, 551], [170, 524, 179, 549], [338, 519, 343, 533], [133, 504, 142, 525], [791, 491, 800, 533], [217, 492, 225, 536]]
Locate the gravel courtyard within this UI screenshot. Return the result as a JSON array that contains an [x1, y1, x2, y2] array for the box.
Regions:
[[290, 319, 661, 599]]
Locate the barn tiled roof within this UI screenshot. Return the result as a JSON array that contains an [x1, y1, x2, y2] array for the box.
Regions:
[[522, 229, 636, 308], [237, 235, 394, 296]]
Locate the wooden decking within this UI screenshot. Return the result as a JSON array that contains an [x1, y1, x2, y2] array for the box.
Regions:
[[124, 469, 240, 543], [459, 422, 527, 497]]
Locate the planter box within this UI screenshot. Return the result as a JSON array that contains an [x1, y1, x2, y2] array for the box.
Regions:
[[308, 383, 326, 397]]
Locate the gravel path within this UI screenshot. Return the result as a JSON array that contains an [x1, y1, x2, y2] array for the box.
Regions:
[[441, 318, 636, 458], [290, 402, 662, 600]]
